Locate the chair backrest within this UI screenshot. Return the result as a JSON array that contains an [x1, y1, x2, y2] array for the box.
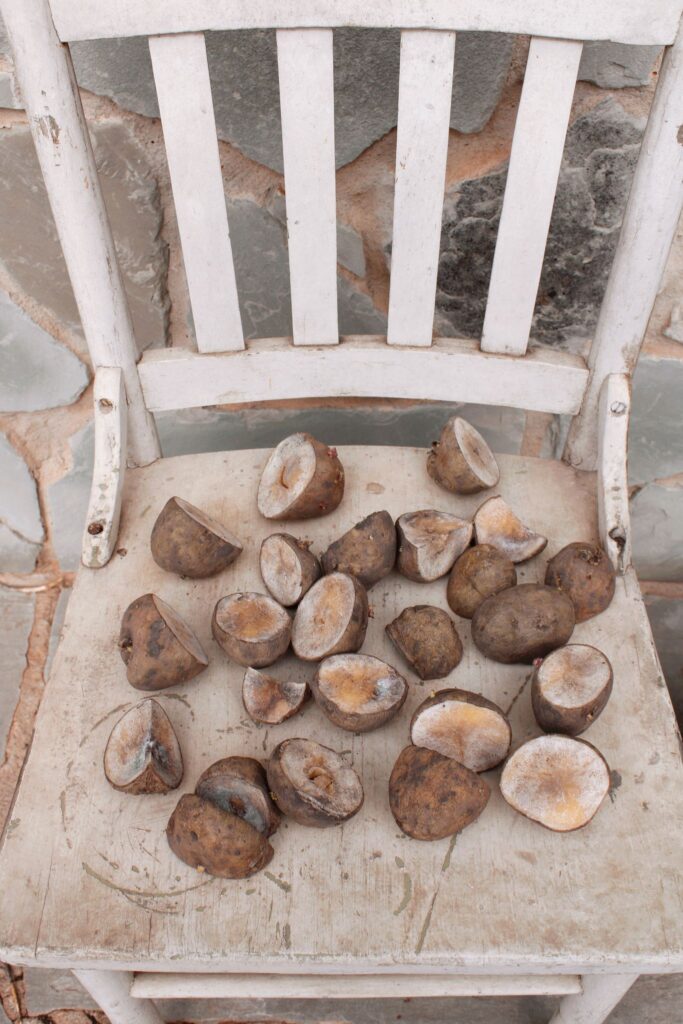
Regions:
[[4, 0, 683, 470]]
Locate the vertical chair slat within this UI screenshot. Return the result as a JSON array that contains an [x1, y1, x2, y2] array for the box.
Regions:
[[277, 28, 338, 346], [480, 37, 583, 356], [149, 32, 244, 353], [387, 30, 455, 347]]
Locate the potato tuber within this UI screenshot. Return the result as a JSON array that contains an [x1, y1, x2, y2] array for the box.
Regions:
[[311, 653, 407, 732], [472, 583, 575, 664], [195, 756, 281, 837], [167, 794, 273, 878], [532, 644, 613, 736], [119, 594, 208, 691], [212, 592, 291, 668], [257, 433, 344, 520], [396, 510, 472, 583], [267, 738, 364, 827], [410, 688, 511, 772], [545, 542, 616, 622], [291, 572, 368, 661], [104, 698, 183, 794], [386, 605, 463, 680], [321, 510, 396, 589], [473, 495, 547, 563], [427, 416, 500, 494], [260, 533, 321, 606], [242, 668, 309, 725], [150, 496, 242, 578], [446, 544, 517, 619]]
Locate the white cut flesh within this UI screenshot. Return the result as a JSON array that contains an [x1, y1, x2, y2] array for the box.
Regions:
[[474, 496, 547, 563], [260, 535, 305, 605], [411, 700, 510, 772], [536, 645, 612, 710], [104, 699, 182, 789], [215, 593, 290, 643], [292, 574, 358, 659], [454, 418, 500, 488], [154, 595, 208, 665], [173, 497, 242, 547], [279, 738, 363, 818], [317, 654, 406, 716], [400, 511, 473, 580], [257, 435, 316, 518]]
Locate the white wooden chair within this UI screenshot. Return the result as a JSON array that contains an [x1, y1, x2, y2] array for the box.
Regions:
[[2, 2, 683, 1023]]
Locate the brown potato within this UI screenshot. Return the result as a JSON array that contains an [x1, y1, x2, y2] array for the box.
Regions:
[[473, 495, 547, 563], [545, 542, 616, 622], [471, 584, 575, 664], [195, 756, 281, 837], [427, 416, 500, 494], [212, 592, 291, 668], [311, 653, 407, 732], [242, 668, 309, 725], [410, 689, 511, 772], [167, 794, 273, 878], [150, 496, 242, 578], [257, 433, 344, 520], [119, 594, 208, 691], [259, 533, 321, 607], [446, 544, 517, 619], [396, 510, 473, 583], [291, 572, 368, 662], [500, 734, 610, 832], [389, 745, 490, 841], [386, 605, 463, 680], [267, 738, 364, 827], [321, 510, 396, 589], [103, 698, 183, 794], [532, 644, 613, 736]]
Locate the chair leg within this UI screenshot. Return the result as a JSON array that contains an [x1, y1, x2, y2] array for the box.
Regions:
[[73, 970, 165, 1024], [548, 974, 638, 1024]]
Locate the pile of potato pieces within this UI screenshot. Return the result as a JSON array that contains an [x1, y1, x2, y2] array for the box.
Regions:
[[105, 418, 617, 879]]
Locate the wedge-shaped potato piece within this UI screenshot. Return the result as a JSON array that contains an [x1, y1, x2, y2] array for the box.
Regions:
[[257, 433, 344, 520], [104, 698, 183, 794], [500, 734, 610, 832], [212, 592, 291, 668], [410, 688, 510, 772], [386, 605, 462, 680], [447, 544, 517, 619], [427, 416, 500, 494], [119, 594, 208, 691], [267, 738, 364, 828], [321, 510, 396, 589], [292, 572, 368, 661], [473, 496, 547, 563], [389, 745, 490, 841], [472, 584, 575, 664], [545, 542, 616, 622], [311, 653, 407, 732], [167, 794, 273, 878], [532, 644, 613, 736], [151, 496, 242, 578], [195, 756, 281, 836], [242, 668, 309, 725], [260, 533, 321, 606], [396, 510, 473, 583]]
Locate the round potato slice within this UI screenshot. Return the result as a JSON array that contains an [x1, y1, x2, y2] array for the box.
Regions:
[[532, 644, 613, 736], [473, 496, 547, 563], [545, 542, 616, 622], [104, 698, 183, 794], [386, 605, 463, 680], [119, 594, 208, 691], [500, 734, 610, 832], [260, 533, 321, 607], [321, 510, 396, 589], [396, 510, 473, 583], [311, 653, 407, 732], [292, 572, 368, 662], [151, 496, 242, 578], [195, 756, 281, 836], [257, 433, 344, 520], [447, 544, 517, 619], [267, 738, 363, 827], [427, 416, 500, 494], [471, 584, 575, 664], [167, 793, 273, 878], [242, 668, 309, 725], [410, 689, 511, 772], [212, 592, 291, 668]]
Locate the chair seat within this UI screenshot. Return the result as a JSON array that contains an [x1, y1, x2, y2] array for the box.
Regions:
[[2, 445, 683, 975]]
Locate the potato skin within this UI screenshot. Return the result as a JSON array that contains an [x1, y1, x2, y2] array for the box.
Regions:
[[151, 497, 242, 578], [471, 584, 575, 664], [386, 605, 463, 680], [545, 542, 616, 622], [119, 594, 207, 691], [447, 544, 517, 619], [167, 794, 273, 878], [389, 745, 490, 841], [321, 511, 396, 589]]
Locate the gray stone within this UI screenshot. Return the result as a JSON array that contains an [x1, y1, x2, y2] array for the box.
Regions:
[[45, 587, 71, 681], [0, 68, 21, 109], [0, 122, 169, 355], [46, 421, 93, 571], [71, 31, 512, 173], [631, 481, 683, 582], [644, 595, 683, 726], [0, 433, 43, 572], [629, 356, 683, 484], [0, 588, 33, 760], [0, 290, 89, 411], [436, 100, 643, 348], [579, 41, 661, 89], [0, 12, 8, 58]]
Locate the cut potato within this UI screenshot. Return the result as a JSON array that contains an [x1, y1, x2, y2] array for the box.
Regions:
[[104, 698, 183, 794], [259, 533, 321, 607], [291, 572, 368, 662], [472, 583, 575, 664], [150, 496, 242, 578], [195, 756, 281, 836], [386, 605, 463, 680], [321, 510, 396, 589], [545, 542, 616, 622], [389, 745, 490, 841], [473, 496, 547, 563], [311, 653, 407, 732], [267, 738, 364, 827], [212, 592, 291, 668], [242, 668, 309, 725], [500, 734, 610, 832], [119, 593, 208, 691], [410, 689, 511, 772], [427, 416, 500, 494], [396, 510, 473, 583], [257, 433, 344, 520], [167, 794, 273, 878], [447, 544, 517, 619], [532, 644, 613, 736]]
